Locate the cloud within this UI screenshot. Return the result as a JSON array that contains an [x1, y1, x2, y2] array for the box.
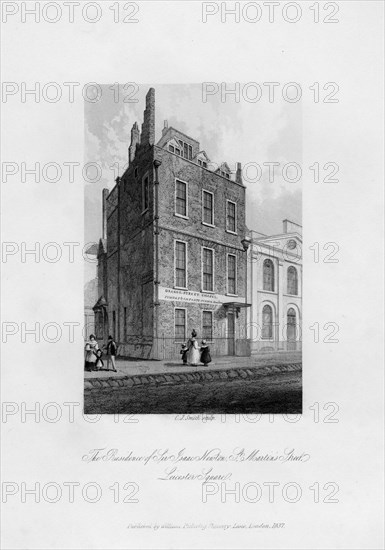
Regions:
[[84, 121, 101, 162], [247, 187, 302, 234]]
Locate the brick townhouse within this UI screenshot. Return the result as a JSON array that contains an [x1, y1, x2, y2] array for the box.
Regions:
[[94, 88, 251, 359]]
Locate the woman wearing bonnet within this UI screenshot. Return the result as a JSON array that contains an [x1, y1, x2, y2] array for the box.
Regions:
[[84, 334, 99, 371], [187, 329, 200, 366]]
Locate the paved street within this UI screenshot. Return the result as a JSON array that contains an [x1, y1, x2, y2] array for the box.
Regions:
[[84, 365, 302, 415]]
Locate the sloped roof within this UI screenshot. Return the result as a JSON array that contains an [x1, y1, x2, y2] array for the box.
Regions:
[[216, 162, 231, 174], [85, 243, 98, 255], [157, 126, 200, 150], [196, 150, 210, 162]]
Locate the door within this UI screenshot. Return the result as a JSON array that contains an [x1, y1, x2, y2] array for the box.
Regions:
[[227, 312, 235, 355]]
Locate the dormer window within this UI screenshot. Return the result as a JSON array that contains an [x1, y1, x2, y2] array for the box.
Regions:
[[217, 163, 231, 179], [166, 138, 186, 158], [197, 151, 210, 169], [176, 140, 192, 160]]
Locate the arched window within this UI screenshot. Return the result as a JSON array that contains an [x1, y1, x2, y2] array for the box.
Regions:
[[287, 308, 296, 342], [262, 305, 273, 339], [287, 266, 298, 295], [263, 259, 274, 291]]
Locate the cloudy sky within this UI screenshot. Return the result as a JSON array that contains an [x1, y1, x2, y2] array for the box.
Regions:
[[84, 84, 302, 282]]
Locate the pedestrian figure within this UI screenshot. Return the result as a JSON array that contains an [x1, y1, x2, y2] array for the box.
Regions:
[[84, 334, 99, 371], [180, 343, 188, 365], [200, 340, 212, 366], [187, 329, 200, 366], [105, 335, 117, 372]]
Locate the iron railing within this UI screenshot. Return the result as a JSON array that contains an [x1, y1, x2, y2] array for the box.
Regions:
[[113, 335, 301, 360]]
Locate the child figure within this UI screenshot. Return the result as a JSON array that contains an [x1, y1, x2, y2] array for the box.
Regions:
[[200, 340, 212, 366], [180, 343, 188, 365], [94, 348, 104, 370]]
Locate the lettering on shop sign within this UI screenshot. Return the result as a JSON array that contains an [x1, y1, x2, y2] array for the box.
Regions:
[[159, 287, 235, 306]]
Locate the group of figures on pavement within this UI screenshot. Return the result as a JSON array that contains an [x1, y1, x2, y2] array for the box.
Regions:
[[84, 334, 117, 372], [180, 329, 212, 367], [84, 330, 211, 371]]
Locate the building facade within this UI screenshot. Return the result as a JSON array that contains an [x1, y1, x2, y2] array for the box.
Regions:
[[94, 88, 251, 359], [247, 220, 302, 352]]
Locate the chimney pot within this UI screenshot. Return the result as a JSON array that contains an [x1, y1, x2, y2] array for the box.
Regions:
[[162, 120, 168, 136]]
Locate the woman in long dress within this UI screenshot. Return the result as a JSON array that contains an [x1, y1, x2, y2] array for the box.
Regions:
[[187, 329, 200, 366], [84, 334, 99, 371]]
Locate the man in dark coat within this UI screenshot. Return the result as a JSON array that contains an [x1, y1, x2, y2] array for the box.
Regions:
[[105, 335, 117, 372]]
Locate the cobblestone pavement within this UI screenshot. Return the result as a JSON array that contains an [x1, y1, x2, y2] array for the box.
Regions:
[[84, 369, 302, 415]]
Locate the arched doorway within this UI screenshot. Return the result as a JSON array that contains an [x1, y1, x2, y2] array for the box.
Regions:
[[287, 308, 297, 350]]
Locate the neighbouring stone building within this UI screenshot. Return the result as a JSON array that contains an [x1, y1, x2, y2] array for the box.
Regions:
[[93, 88, 251, 359], [247, 220, 302, 352]]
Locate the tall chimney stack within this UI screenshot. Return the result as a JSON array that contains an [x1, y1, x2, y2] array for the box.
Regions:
[[129, 122, 140, 164], [141, 88, 155, 146]]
